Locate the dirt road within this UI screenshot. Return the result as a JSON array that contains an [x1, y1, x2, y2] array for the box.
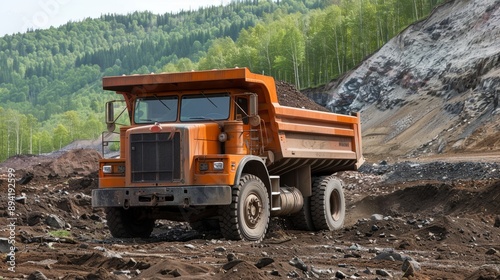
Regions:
[[0, 149, 499, 279]]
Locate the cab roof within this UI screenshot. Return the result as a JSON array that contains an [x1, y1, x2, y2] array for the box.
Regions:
[[102, 68, 278, 103]]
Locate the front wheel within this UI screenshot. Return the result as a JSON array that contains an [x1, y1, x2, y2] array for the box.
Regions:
[[105, 207, 155, 238], [310, 176, 345, 231], [219, 174, 270, 242]]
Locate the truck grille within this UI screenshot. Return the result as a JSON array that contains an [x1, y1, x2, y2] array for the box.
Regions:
[[130, 133, 181, 182]]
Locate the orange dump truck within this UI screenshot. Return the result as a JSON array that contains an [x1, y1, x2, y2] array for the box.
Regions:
[[92, 68, 364, 241]]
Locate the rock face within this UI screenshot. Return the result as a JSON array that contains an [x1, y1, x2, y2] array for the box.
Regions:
[[316, 0, 500, 160]]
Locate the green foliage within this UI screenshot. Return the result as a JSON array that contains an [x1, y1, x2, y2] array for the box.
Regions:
[[48, 230, 72, 238], [0, 106, 105, 160], [109, 142, 121, 152], [0, 0, 443, 162], [199, 0, 444, 88]]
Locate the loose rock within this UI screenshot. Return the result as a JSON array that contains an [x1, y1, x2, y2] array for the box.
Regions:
[[376, 269, 392, 277], [373, 251, 406, 261], [371, 214, 384, 221], [255, 257, 274, 269], [485, 248, 498, 255], [222, 259, 244, 270], [0, 238, 12, 254], [289, 257, 308, 272], [402, 258, 419, 277], [27, 271, 48, 280], [227, 253, 236, 262], [335, 270, 348, 279], [45, 214, 65, 229]]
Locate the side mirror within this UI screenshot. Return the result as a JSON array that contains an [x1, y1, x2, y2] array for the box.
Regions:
[[106, 101, 114, 124], [105, 101, 116, 132], [249, 93, 260, 127]]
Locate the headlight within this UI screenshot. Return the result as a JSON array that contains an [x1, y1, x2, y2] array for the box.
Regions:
[[213, 162, 224, 171], [102, 164, 125, 174], [198, 160, 225, 172], [102, 165, 112, 174], [199, 162, 209, 171]]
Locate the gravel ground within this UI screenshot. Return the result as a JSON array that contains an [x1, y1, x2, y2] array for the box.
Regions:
[[0, 149, 499, 279]]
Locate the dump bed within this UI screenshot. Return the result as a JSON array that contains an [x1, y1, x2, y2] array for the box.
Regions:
[[265, 103, 363, 175], [102, 68, 363, 174]]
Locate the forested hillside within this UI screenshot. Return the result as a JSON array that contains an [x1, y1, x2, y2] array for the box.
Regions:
[[0, 0, 443, 161]]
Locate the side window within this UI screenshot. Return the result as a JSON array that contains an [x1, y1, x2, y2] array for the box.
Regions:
[[134, 99, 148, 123], [236, 97, 249, 124]]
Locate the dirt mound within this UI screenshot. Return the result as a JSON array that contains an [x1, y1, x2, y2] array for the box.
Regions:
[[0, 149, 101, 181], [351, 180, 500, 218], [466, 266, 500, 280], [218, 261, 271, 280], [276, 80, 329, 112], [137, 259, 213, 279]]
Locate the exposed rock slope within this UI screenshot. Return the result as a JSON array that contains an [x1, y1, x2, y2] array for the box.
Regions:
[[322, 0, 500, 160]]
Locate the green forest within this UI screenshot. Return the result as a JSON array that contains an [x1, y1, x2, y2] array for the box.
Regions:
[[0, 0, 444, 161]]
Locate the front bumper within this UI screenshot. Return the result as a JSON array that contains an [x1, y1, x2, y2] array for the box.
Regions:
[[92, 186, 232, 208]]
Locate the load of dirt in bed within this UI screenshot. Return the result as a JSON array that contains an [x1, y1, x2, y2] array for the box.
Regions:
[[276, 80, 329, 112]]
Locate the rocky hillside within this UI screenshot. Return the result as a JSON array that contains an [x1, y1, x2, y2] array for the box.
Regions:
[[319, 0, 500, 161]]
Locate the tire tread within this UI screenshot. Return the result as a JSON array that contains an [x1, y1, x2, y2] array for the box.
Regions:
[[219, 174, 269, 241]]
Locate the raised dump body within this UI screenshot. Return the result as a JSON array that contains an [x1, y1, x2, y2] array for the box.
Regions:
[[92, 68, 363, 241]]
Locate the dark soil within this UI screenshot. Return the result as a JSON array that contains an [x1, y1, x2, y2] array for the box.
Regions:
[[276, 80, 330, 112], [0, 149, 499, 279]]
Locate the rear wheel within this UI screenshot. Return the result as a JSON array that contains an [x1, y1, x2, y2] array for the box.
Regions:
[[311, 176, 345, 230], [105, 207, 155, 238], [287, 194, 315, 231], [219, 174, 270, 241]]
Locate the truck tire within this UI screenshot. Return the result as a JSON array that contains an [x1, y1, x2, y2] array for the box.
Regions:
[[105, 207, 155, 238], [219, 174, 270, 242], [189, 219, 220, 232], [288, 195, 315, 231], [311, 176, 345, 231]]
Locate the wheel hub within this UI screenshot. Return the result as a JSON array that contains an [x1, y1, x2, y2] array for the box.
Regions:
[[330, 189, 341, 221], [244, 194, 262, 228]]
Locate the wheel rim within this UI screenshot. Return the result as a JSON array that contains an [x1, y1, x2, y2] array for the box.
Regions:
[[244, 192, 262, 229], [329, 189, 341, 221]]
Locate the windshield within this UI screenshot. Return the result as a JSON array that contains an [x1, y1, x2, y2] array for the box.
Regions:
[[180, 93, 230, 121], [134, 96, 178, 123]]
